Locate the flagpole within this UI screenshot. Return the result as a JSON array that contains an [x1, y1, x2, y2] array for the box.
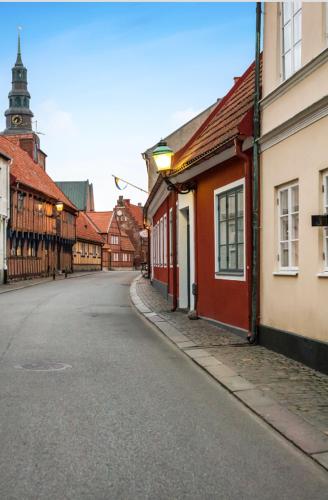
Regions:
[[112, 175, 148, 194]]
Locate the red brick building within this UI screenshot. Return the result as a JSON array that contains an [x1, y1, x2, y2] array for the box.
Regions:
[[86, 210, 135, 270]]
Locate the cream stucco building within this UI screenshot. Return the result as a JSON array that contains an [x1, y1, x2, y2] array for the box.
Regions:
[[260, 2, 328, 372]]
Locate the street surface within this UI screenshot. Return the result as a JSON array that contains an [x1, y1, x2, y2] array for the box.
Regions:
[[0, 271, 327, 499]]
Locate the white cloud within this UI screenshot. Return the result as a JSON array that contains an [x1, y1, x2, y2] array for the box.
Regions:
[[171, 107, 200, 128], [36, 100, 78, 139]]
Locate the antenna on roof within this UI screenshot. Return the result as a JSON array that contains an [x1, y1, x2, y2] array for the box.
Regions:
[[32, 120, 45, 135]]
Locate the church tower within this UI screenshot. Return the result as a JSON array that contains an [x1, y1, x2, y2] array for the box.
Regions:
[[3, 33, 34, 135]]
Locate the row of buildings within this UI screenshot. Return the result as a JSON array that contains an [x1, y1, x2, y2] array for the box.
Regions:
[[0, 37, 147, 282], [142, 3, 328, 375]]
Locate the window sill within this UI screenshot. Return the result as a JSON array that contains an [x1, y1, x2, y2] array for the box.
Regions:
[[215, 272, 245, 281], [317, 272, 328, 278], [273, 271, 298, 276]]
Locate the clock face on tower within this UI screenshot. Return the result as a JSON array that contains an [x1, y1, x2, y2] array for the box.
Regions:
[[12, 114, 23, 126]]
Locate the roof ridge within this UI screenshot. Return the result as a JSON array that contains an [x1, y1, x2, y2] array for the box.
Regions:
[[172, 58, 256, 169]]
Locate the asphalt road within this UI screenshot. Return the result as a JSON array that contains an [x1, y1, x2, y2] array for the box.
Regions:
[[0, 271, 327, 500]]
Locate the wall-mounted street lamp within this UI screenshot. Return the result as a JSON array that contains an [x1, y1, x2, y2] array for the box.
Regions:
[[152, 139, 196, 195], [55, 201, 64, 213]]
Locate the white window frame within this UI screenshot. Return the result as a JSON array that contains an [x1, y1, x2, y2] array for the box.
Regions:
[[160, 217, 163, 267], [277, 182, 299, 271], [323, 172, 328, 272], [281, 1, 302, 81], [214, 179, 246, 281], [163, 214, 167, 267], [169, 208, 173, 267], [113, 252, 119, 262]]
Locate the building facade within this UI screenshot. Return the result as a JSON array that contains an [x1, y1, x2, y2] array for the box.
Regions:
[[115, 196, 147, 268], [73, 211, 103, 271], [0, 151, 10, 283], [1, 37, 77, 281], [259, 2, 328, 372], [86, 210, 135, 270], [144, 63, 256, 335]]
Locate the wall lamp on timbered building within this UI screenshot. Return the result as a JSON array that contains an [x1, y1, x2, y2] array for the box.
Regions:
[[55, 201, 64, 213], [152, 139, 196, 195]]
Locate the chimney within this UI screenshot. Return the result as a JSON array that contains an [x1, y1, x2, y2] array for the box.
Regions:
[[118, 195, 124, 206], [234, 77, 240, 84], [138, 202, 142, 207]]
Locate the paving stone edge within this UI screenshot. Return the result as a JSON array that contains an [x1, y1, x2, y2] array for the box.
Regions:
[[130, 275, 328, 473], [0, 272, 96, 294]]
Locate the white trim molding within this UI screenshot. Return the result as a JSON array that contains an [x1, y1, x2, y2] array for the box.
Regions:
[[261, 47, 328, 110], [214, 178, 246, 282], [260, 95, 328, 152]]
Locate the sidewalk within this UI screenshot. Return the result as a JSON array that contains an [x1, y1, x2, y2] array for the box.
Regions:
[[131, 275, 328, 472], [0, 271, 98, 294]]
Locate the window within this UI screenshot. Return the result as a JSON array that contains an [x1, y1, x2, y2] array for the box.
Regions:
[[282, 1, 302, 80], [169, 208, 173, 266], [277, 183, 299, 270], [160, 218, 163, 266], [17, 192, 24, 212], [113, 253, 119, 262], [111, 235, 119, 245], [323, 174, 328, 271], [215, 183, 244, 275], [81, 243, 86, 257], [163, 214, 167, 267]]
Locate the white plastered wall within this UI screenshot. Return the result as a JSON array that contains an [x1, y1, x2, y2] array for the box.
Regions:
[[178, 192, 195, 310]]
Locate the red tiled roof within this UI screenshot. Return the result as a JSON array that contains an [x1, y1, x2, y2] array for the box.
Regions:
[[76, 211, 104, 244], [86, 211, 112, 234], [121, 235, 135, 252], [0, 135, 76, 210], [124, 201, 143, 227], [172, 59, 259, 174]]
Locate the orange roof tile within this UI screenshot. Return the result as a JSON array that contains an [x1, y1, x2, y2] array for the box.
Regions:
[[124, 201, 143, 227], [76, 212, 104, 244], [86, 211, 112, 234], [172, 59, 260, 174], [0, 135, 76, 210], [121, 235, 135, 252]]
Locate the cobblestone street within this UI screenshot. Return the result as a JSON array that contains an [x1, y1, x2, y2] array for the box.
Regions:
[[136, 277, 328, 436]]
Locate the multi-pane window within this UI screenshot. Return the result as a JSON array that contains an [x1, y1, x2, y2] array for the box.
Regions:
[[216, 185, 244, 274], [163, 214, 167, 267], [169, 208, 173, 266], [278, 183, 299, 269], [111, 235, 119, 245], [282, 1, 302, 80], [323, 174, 328, 271], [113, 253, 119, 262]]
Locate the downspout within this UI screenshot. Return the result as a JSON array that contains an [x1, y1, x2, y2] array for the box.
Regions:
[[249, 1, 262, 344], [171, 192, 178, 311], [188, 185, 199, 319], [234, 138, 252, 334]]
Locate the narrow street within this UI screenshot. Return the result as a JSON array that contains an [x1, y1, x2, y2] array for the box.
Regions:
[[0, 272, 327, 499]]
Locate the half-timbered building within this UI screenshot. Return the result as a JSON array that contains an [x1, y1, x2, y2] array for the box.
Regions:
[[1, 36, 77, 280], [73, 211, 103, 271]]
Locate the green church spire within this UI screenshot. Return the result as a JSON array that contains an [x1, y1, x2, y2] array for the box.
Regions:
[[15, 31, 23, 66]]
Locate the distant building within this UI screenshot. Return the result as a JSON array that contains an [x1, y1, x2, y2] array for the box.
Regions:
[[0, 151, 11, 283], [87, 210, 135, 270], [73, 211, 103, 271], [55, 180, 94, 212], [114, 195, 147, 268]]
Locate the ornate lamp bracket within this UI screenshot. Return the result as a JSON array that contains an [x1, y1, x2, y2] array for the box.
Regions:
[[163, 176, 196, 195]]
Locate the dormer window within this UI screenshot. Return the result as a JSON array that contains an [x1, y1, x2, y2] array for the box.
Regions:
[[282, 1, 302, 80]]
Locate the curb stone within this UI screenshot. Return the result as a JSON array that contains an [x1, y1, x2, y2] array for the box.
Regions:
[[0, 272, 98, 295], [130, 275, 328, 472]]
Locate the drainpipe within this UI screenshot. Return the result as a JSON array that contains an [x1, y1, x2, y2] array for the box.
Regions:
[[171, 192, 178, 311], [234, 138, 252, 334], [188, 185, 199, 319], [249, 1, 262, 344]]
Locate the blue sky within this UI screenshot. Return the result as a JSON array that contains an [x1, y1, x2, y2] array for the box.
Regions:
[[0, 2, 255, 209]]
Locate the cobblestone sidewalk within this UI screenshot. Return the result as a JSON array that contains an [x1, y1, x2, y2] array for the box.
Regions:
[[136, 277, 328, 437]]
